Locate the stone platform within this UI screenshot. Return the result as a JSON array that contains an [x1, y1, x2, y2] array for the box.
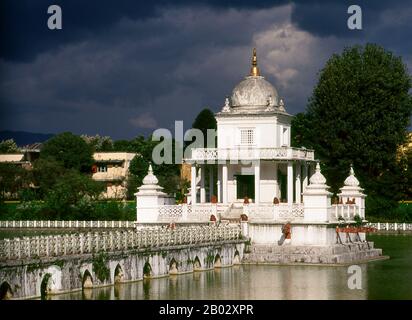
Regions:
[[242, 242, 384, 265]]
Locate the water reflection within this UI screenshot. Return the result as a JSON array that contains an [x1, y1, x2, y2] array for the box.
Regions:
[[38, 235, 412, 300], [49, 264, 368, 300]]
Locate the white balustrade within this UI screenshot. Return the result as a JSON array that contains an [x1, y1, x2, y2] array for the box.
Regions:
[[190, 147, 314, 162], [331, 204, 359, 220], [0, 225, 242, 261], [0, 220, 134, 229], [157, 204, 215, 223], [244, 203, 304, 221]]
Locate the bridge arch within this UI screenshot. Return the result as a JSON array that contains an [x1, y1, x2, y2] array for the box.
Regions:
[[114, 264, 124, 284], [40, 273, 52, 299], [0, 281, 13, 300], [193, 256, 202, 271], [82, 269, 93, 289], [214, 254, 222, 268], [143, 261, 152, 278], [169, 258, 178, 275], [233, 250, 240, 265]]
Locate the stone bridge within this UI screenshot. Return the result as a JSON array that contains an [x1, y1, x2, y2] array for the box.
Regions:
[[0, 225, 245, 299]]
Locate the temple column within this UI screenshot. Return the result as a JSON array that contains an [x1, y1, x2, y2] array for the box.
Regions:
[[217, 164, 222, 203], [191, 164, 197, 204], [254, 162, 260, 204], [200, 165, 206, 203], [274, 162, 279, 199], [209, 166, 214, 201], [295, 163, 301, 204], [222, 163, 228, 203], [287, 162, 293, 205], [302, 162, 308, 193]]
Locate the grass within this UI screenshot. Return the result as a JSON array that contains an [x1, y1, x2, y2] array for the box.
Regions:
[[0, 200, 136, 221]]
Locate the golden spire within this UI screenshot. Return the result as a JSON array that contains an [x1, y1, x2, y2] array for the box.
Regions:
[[250, 48, 260, 76]]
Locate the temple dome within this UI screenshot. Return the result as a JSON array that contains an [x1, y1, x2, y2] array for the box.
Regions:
[[142, 164, 158, 185], [231, 76, 278, 108], [344, 166, 360, 187], [221, 48, 284, 114], [309, 162, 327, 186]]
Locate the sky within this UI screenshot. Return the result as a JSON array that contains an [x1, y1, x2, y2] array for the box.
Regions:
[[0, 0, 411, 140]]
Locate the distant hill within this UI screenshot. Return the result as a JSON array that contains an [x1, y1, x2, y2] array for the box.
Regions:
[[0, 130, 54, 146]]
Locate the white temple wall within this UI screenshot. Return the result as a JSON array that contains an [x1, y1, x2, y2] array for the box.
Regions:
[[260, 162, 278, 202], [217, 117, 280, 149], [248, 223, 338, 246]]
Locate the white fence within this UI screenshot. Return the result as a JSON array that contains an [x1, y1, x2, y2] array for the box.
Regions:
[[190, 147, 315, 162], [243, 203, 304, 221], [0, 220, 135, 229], [0, 225, 242, 261], [366, 222, 412, 231], [157, 204, 217, 223], [330, 204, 361, 220]]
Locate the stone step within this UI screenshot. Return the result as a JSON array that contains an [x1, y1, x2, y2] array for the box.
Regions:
[[249, 242, 375, 255], [243, 242, 382, 264], [221, 207, 244, 219]]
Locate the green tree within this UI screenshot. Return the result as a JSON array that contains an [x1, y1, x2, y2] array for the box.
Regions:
[[123, 135, 181, 199], [43, 170, 104, 219], [81, 134, 113, 152], [190, 108, 217, 147], [0, 139, 19, 153], [31, 158, 67, 198], [291, 113, 311, 148], [110, 134, 183, 199], [292, 44, 412, 216], [113, 139, 133, 152], [41, 132, 94, 172], [0, 163, 27, 200]]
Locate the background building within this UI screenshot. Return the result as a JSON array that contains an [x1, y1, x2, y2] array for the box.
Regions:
[[92, 152, 136, 199]]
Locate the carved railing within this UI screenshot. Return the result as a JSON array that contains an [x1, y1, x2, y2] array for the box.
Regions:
[[331, 204, 360, 220], [244, 203, 304, 221], [0, 220, 135, 229], [366, 222, 412, 231], [0, 225, 242, 261], [189, 147, 315, 162], [157, 204, 216, 223]]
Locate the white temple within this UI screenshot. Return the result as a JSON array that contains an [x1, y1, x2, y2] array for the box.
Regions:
[[135, 49, 383, 264], [186, 48, 315, 206]]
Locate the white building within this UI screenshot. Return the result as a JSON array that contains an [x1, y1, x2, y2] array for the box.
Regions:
[[186, 48, 315, 206], [92, 152, 136, 199], [134, 49, 382, 264]]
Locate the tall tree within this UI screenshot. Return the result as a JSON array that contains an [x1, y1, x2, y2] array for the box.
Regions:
[[292, 44, 412, 216], [81, 134, 113, 152], [0, 139, 19, 153], [41, 132, 94, 173], [191, 108, 217, 147], [0, 163, 27, 200]]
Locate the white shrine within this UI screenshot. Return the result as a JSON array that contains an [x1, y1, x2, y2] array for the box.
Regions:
[[187, 48, 314, 206], [135, 49, 383, 264]]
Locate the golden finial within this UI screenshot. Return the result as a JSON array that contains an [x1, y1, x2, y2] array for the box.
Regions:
[[250, 48, 260, 76]]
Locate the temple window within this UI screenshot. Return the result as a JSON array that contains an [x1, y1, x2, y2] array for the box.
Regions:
[[240, 129, 255, 145]]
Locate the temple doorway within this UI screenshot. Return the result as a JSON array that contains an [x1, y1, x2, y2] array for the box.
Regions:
[[236, 175, 254, 200]]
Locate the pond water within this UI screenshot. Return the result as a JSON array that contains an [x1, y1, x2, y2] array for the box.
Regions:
[[47, 234, 412, 300]]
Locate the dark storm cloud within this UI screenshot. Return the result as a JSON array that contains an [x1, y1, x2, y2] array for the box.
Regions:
[[290, 0, 395, 38], [2, 0, 405, 62], [1, 0, 288, 62], [0, 6, 286, 139], [0, 1, 411, 139]]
